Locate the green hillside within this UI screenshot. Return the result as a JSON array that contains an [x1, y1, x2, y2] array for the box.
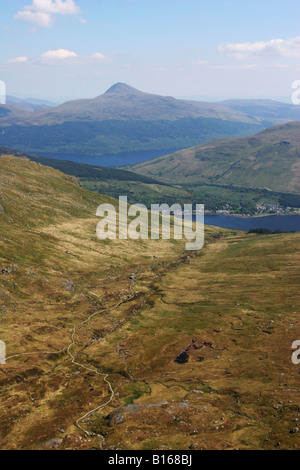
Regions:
[[0, 147, 189, 207], [132, 122, 300, 194], [2, 146, 300, 215]]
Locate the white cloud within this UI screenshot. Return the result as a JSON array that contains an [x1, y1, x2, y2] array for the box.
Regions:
[[14, 0, 80, 27], [6, 56, 29, 65], [90, 53, 108, 61], [15, 11, 52, 27], [218, 36, 300, 59], [78, 17, 87, 24], [89, 53, 115, 65], [4, 50, 114, 67], [40, 48, 78, 61]]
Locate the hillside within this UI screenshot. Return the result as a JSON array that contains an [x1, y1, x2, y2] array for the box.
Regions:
[[0, 155, 194, 449], [0, 146, 164, 185], [0, 156, 299, 450], [0, 146, 189, 207], [0, 83, 281, 156], [132, 122, 300, 193], [1, 145, 299, 215], [0, 104, 31, 123]]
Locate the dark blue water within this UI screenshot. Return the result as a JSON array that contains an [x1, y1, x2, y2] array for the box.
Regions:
[[40, 148, 179, 167], [201, 214, 300, 232]]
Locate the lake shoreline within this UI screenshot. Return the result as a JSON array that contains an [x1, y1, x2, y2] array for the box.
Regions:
[[203, 211, 300, 219], [189, 213, 300, 232]]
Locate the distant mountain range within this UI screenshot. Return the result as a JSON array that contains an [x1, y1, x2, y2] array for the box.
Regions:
[[6, 96, 55, 112], [217, 99, 300, 125], [1, 83, 299, 156], [132, 122, 300, 194], [15, 83, 261, 124]]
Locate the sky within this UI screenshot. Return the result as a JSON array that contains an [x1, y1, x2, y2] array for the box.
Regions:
[[0, 0, 300, 103]]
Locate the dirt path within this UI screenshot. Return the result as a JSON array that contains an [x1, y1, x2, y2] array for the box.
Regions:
[[3, 247, 194, 442]]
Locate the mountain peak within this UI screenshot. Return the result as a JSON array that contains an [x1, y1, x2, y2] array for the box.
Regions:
[[104, 82, 142, 95]]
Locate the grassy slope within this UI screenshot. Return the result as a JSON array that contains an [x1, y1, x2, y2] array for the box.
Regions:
[[0, 146, 167, 185], [2, 147, 300, 214], [99, 231, 300, 450], [0, 156, 215, 449], [0, 148, 191, 208], [132, 122, 300, 193], [94, 232, 300, 450], [0, 156, 299, 450]]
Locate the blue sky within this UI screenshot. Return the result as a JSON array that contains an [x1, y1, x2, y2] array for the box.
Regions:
[[0, 0, 299, 102]]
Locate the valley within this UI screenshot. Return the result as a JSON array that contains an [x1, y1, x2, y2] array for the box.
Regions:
[[2, 119, 300, 218], [1, 0, 299, 455], [0, 156, 299, 450], [0, 0, 300, 456]]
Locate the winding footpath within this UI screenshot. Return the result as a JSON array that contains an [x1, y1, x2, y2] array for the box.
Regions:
[[5, 275, 138, 443], [4, 249, 192, 444]]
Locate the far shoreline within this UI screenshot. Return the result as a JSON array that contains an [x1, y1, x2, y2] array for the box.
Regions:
[[202, 211, 300, 219]]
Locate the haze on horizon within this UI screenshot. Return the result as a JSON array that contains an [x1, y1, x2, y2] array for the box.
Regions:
[[0, 0, 299, 103]]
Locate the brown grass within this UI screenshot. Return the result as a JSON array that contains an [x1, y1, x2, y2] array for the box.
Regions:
[[0, 156, 299, 450]]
